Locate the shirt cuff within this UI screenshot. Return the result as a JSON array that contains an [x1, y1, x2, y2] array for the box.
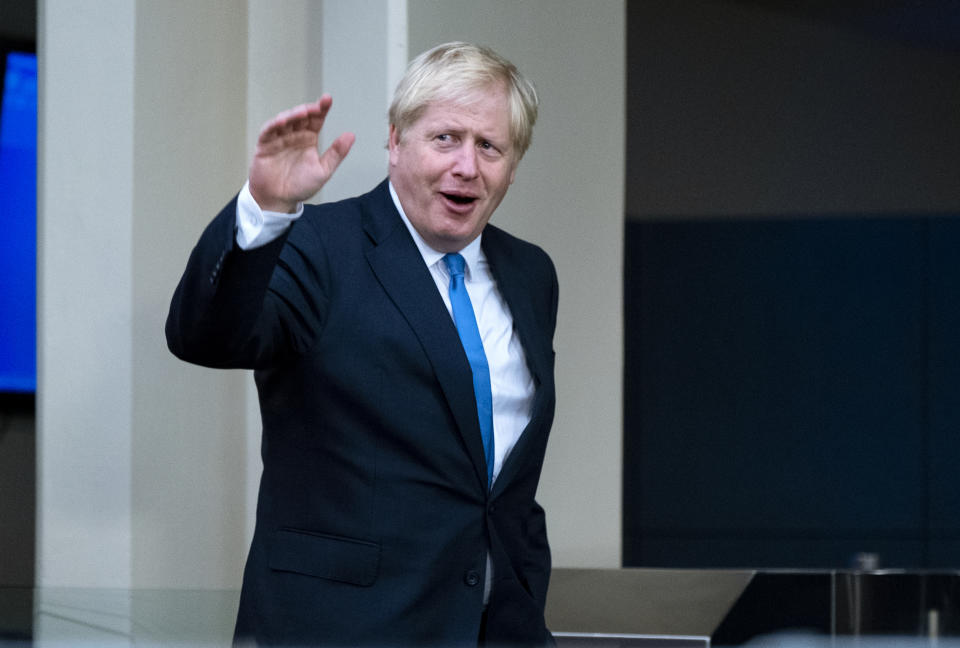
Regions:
[[235, 180, 304, 250]]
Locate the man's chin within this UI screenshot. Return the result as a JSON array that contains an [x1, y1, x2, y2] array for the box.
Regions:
[[427, 229, 482, 253]]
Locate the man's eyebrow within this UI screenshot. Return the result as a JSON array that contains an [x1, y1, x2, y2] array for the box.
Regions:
[[426, 123, 509, 146], [430, 123, 465, 133]]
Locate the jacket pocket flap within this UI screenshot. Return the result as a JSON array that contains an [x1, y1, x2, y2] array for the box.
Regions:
[[269, 529, 380, 586]]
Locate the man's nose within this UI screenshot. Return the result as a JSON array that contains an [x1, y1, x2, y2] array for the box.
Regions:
[[452, 144, 479, 178]]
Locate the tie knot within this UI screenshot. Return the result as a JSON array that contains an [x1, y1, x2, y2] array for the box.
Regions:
[[443, 253, 466, 278]]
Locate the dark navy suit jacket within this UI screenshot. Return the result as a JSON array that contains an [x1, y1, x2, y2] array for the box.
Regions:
[[166, 179, 558, 646]]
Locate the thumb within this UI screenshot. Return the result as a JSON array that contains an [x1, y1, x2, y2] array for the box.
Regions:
[[318, 132, 356, 178]]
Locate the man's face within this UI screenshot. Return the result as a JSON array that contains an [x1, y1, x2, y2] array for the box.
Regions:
[[388, 84, 517, 253]]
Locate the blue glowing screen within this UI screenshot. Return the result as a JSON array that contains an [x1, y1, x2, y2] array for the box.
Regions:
[[0, 51, 37, 393]]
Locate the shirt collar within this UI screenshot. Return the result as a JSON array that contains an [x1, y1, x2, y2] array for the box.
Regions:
[[388, 180, 483, 277]]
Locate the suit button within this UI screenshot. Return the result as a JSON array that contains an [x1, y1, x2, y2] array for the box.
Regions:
[[464, 570, 481, 587]]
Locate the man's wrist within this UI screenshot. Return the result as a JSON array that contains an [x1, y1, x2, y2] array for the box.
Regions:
[[236, 181, 303, 250], [249, 184, 299, 214]]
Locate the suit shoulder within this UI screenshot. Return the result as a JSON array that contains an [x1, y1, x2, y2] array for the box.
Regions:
[[484, 224, 556, 278], [298, 192, 365, 229], [291, 180, 391, 241], [484, 223, 559, 334]]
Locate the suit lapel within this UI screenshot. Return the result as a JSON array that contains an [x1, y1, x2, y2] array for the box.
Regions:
[[482, 228, 554, 496], [361, 182, 489, 492]]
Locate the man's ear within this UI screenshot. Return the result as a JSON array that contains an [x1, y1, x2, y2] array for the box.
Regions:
[[388, 124, 400, 166]]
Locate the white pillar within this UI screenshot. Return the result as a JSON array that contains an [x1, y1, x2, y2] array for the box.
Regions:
[[37, 0, 136, 591], [317, 0, 408, 202], [37, 0, 137, 642]]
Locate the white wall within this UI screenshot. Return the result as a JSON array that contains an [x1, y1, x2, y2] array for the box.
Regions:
[[37, 0, 626, 603]]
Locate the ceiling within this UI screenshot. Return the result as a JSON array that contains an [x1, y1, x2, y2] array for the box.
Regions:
[[726, 0, 960, 52]]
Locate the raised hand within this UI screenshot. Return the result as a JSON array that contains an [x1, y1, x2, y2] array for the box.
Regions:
[[248, 95, 355, 213]]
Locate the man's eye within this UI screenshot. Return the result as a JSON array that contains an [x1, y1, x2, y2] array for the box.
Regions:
[[435, 134, 451, 142], [479, 141, 502, 156]]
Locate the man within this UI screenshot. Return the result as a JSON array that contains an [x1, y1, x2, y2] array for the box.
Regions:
[[167, 42, 558, 646]]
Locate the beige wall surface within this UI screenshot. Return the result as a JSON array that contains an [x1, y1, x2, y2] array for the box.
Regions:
[[131, 0, 250, 589]]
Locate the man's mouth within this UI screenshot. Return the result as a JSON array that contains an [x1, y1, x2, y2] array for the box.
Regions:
[[440, 192, 477, 205]]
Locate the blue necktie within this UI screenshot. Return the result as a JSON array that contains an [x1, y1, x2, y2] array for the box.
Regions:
[[443, 253, 495, 489]]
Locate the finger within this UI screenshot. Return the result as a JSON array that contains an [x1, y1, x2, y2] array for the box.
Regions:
[[259, 97, 329, 141], [305, 95, 334, 131], [292, 96, 331, 128], [314, 94, 333, 115]]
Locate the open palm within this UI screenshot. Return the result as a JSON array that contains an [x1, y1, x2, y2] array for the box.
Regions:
[[249, 94, 355, 213]]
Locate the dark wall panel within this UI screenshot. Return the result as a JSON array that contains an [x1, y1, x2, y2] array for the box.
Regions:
[[928, 219, 960, 561], [623, 217, 952, 568]]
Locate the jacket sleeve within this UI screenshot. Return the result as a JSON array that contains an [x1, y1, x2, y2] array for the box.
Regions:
[[165, 196, 327, 369]]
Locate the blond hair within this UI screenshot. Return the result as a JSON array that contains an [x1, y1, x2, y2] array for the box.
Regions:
[[389, 42, 539, 158]]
